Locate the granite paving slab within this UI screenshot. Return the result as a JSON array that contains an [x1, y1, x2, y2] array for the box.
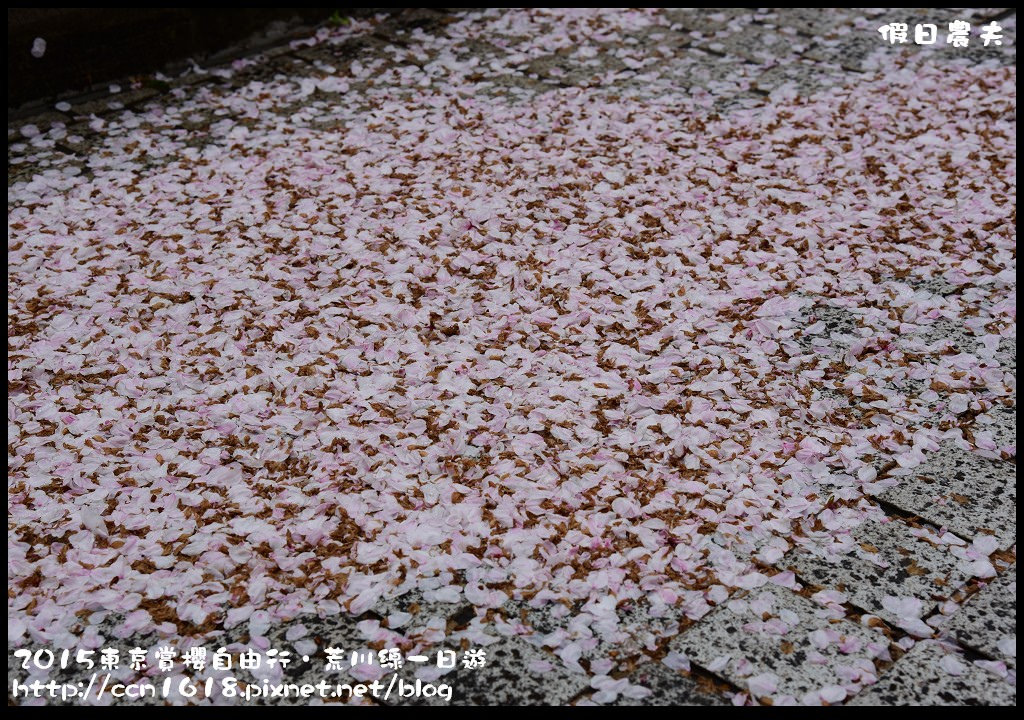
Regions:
[[612, 660, 733, 706], [876, 445, 1016, 547], [786, 518, 973, 627], [671, 583, 885, 704], [943, 567, 1017, 668], [847, 641, 1016, 706]]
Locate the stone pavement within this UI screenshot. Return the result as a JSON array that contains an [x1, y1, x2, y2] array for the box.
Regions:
[[8, 7, 1016, 707]]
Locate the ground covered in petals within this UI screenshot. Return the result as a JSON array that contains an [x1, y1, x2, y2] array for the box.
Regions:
[[8, 8, 1016, 706]]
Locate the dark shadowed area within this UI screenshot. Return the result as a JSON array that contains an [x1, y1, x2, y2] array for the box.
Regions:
[[8, 8, 341, 107]]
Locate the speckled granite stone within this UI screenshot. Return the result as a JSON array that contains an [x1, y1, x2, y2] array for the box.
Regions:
[[786, 518, 972, 625], [944, 567, 1016, 668], [671, 583, 882, 702], [847, 641, 1016, 706], [383, 636, 589, 706], [613, 661, 732, 706], [876, 445, 1016, 546]]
